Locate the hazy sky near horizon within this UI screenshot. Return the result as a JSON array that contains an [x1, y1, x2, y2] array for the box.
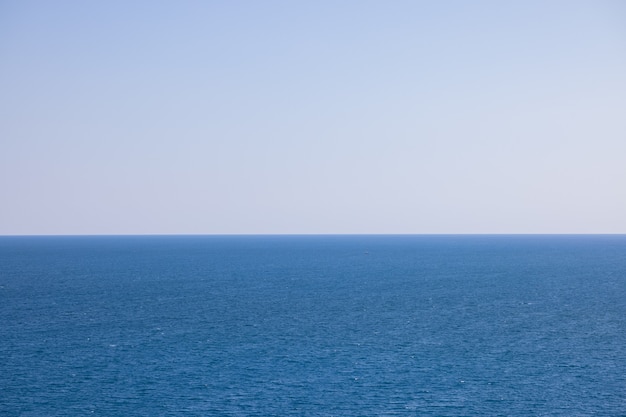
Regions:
[[1, 1, 625, 234]]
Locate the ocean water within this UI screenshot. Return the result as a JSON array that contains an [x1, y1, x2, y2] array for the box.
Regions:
[[1, 235, 625, 416]]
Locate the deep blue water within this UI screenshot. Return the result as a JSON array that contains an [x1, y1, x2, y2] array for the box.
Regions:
[[1, 235, 625, 416]]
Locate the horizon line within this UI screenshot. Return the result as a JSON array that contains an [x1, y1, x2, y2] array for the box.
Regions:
[[1, 233, 625, 237]]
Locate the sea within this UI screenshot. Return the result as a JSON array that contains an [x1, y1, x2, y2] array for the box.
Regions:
[[1, 235, 625, 416]]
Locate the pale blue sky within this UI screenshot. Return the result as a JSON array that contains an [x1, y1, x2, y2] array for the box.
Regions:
[[1, 1, 625, 234]]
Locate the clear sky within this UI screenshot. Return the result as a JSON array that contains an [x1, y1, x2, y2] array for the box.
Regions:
[[1, 1, 625, 234]]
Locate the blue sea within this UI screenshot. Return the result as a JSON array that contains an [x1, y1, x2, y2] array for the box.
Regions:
[[1, 235, 625, 416]]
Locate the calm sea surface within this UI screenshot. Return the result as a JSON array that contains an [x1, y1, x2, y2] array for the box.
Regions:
[[1, 235, 625, 416]]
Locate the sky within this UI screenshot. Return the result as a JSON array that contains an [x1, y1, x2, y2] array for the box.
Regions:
[[1, 0, 625, 235]]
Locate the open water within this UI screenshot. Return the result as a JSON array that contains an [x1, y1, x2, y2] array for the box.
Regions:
[[1, 235, 625, 416]]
